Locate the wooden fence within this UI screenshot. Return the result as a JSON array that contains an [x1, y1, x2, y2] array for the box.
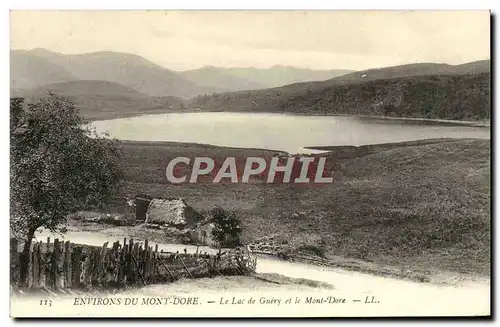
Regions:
[[10, 237, 257, 291]]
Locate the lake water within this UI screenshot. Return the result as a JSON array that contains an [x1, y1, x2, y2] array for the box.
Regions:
[[91, 113, 490, 153]]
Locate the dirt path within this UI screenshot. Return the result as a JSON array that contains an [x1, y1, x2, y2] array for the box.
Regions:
[[21, 229, 489, 317]]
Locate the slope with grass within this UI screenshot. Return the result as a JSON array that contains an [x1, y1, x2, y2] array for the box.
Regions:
[[13, 80, 187, 120], [10, 50, 76, 89], [328, 60, 490, 84], [106, 138, 490, 277]]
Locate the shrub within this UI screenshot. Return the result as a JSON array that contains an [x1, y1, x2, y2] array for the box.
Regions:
[[210, 206, 242, 248]]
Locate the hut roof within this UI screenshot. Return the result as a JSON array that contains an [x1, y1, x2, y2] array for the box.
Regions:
[[145, 198, 203, 226]]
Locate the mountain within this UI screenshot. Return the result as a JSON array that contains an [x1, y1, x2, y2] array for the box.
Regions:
[[226, 65, 354, 87], [10, 50, 76, 89], [11, 49, 224, 98], [328, 60, 490, 84], [11, 48, 490, 121], [180, 65, 353, 90], [189, 72, 491, 121], [452, 60, 491, 75], [179, 66, 267, 91], [13, 80, 187, 120], [12, 48, 353, 97]]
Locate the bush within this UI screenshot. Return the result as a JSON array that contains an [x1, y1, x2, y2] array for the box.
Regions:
[[210, 206, 242, 248]]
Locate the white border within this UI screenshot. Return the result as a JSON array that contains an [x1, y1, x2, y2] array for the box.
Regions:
[[3, 1, 497, 10], [1, 1, 496, 326]]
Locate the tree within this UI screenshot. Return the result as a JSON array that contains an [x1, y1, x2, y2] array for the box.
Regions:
[[209, 206, 242, 249], [10, 94, 123, 286]]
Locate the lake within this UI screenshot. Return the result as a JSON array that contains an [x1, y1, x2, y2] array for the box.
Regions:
[[91, 113, 490, 153]]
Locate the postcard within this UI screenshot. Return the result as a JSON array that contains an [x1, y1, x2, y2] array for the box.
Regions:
[[9, 10, 491, 318]]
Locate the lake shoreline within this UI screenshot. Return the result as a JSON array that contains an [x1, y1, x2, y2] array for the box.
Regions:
[[91, 111, 490, 154], [118, 137, 489, 157], [88, 110, 491, 128]]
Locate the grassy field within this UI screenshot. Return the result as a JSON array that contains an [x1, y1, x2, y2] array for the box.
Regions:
[[106, 138, 490, 278]]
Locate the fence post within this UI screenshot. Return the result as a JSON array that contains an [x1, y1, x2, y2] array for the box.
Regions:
[[202, 257, 222, 276], [148, 246, 154, 279], [154, 244, 159, 282], [32, 242, 40, 288], [118, 240, 126, 284], [44, 237, 52, 289], [64, 242, 72, 288], [130, 253, 146, 286], [110, 241, 119, 285], [53, 238, 64, 290], [81, 246, 92, 287], [144, 240, 149, 280], [27, 241, 35, 288], [90, 248, 99, 286], [98, 242, 109, 286], [158, 255, 175, 281], [39, 242, 47, 289], [71, 246, 83, 289], [178, 256, 193, 278], [127, 239, 134, 284]]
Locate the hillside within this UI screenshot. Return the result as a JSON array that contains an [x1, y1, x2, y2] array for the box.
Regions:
[[11, 49, 490, 121], [12, 49, 354, 97], [108, 138, 490, 276], [10, 50, 76, 89], [328, 60, 490, 84], [180, 65, 353, 91], [452, 60, 491, 74], [190, 72, 491, 121], [13, 80, 145, 97], [14, 80, 187, 120], [11, 49, 224, 98]]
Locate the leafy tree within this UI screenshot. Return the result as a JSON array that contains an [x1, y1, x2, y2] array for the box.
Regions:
[[10, 94, 123, 286], [10, 97, 24, 133], [209, 206, 241, 249]]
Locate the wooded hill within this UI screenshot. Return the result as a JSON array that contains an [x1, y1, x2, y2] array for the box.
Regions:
[[190, 72, 490, 121]]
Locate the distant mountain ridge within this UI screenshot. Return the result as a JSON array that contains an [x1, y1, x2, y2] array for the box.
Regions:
[[179, 65, 353, 91], [11, 50, 76, 89], [11, 49, 224, 98], [10, 48, 490, 121], [10, 48, 353, 97]]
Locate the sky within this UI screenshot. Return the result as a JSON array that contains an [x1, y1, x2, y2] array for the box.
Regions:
[[10, 10, 491, 71]]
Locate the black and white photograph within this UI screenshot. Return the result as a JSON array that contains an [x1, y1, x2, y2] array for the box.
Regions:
[[8, 10, 491, 318]]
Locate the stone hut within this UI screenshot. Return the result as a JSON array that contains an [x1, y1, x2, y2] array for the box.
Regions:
[[131, 195, 203, 227]]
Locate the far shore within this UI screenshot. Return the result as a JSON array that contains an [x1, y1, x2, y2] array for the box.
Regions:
[[87, 109, 491, 128]]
